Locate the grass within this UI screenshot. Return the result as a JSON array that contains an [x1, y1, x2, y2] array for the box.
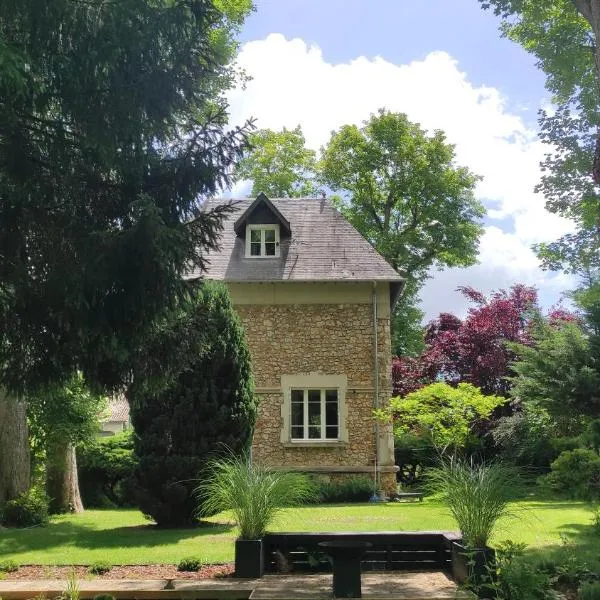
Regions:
[[0, 496, 597, 566]]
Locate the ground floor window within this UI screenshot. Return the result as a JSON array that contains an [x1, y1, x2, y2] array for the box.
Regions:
[[281, 374, 348, 444], [291, 388, 339, 440]]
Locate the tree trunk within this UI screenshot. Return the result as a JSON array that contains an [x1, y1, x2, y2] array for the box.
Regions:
[[46, 439, 84, 514], [0, 390, 30, 503], [569, 3, 600, 182]]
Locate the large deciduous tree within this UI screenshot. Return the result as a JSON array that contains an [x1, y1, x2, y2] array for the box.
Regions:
[[234, 126, 318, 197], [28, 375, 104, 514], [0, 0, 253, 501], [0, 392, 28, 503], [319, 110, 484, 356], [393, 285, 540, 397], [479, 1, 600, 278]]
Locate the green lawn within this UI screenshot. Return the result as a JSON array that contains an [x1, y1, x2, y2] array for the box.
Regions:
[[0, 498, 596, 566]]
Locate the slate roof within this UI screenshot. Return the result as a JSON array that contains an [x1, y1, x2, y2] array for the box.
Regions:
[[103, 396, 130, 423], [188, 196, 404, 284]]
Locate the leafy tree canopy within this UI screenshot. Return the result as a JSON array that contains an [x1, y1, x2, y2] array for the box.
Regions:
[[320, 109, 484, 279], [28, 373, 105, 453], [234, 126, 318, 197], [479, 0, 600, 278], [319, 110, 484, 356], [379, 382, 505, 451], [509, 313, 600, 433], [0, 0, 253, 394], [393, 285, 541, 397]]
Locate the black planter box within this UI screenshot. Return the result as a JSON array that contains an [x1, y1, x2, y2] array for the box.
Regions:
[[235, 539, 264, 578], [451, 542, 496, 591]]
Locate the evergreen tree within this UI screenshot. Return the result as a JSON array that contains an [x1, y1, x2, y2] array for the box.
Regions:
[[128, 282, 256, 526], [0, 0, 252, 502]]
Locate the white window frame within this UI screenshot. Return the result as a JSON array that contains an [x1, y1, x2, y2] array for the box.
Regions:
[[281, 374, 348, 444], [245, 224, 280, 258]]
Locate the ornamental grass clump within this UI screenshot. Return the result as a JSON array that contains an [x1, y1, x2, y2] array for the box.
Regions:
[[196, 453, 315, 540], [427, 457, 520, 548]]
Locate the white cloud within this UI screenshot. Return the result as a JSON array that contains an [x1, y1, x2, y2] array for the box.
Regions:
[[226, 33, 575, 317]]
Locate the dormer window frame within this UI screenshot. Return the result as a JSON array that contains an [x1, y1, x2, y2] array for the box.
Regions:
[[245, 223, 281, 258]]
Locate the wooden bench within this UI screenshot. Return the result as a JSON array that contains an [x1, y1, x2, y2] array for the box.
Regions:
[[262, 531, 459, 573], [394, 492, 424, 502]]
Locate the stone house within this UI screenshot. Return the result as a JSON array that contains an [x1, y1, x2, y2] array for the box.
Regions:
[[100, 396, 130, 436], [191, 193, 404, 495]]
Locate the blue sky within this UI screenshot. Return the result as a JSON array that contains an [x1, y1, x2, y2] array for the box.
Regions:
[[227, 1, 574, 318], [241, 0, 546, 119]]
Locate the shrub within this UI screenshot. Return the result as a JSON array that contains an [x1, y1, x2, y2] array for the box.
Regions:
[[492, 406, 561, 471], [580, 582, 600, 600], [0, 487, 49, 528], [427, 458, 519, 548], [88, 561, 112, 575], [495, 555, 553, 600], [314, 477, 375, 503], [0, 560, 19, 573], [129, 283, 256, 526], [93, 595, 116, 600], [394, 433, 437, 486], [177, 557, 203, 572], [539, 449, 600, 500], [382, 382, 506, 450], [196, 453, 315, 539], [77, 430, 137, 508]]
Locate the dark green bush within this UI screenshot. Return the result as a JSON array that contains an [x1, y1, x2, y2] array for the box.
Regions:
[[93, 594, 116, 600], [312, 476, 375, 503], [129, 282, 256, 526], [0, 560, 19, 573], [0, 487, 49, 528], [78, 430, 137, 508], [88, 561, 112, 575], [177, 556, 203, 572], [538, 449, 600, 500]]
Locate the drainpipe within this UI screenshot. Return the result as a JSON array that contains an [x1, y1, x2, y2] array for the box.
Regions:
[[372, 281, 381, 496]]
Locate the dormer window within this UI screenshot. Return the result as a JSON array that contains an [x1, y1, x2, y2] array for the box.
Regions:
[[246, 224, 280, 258]]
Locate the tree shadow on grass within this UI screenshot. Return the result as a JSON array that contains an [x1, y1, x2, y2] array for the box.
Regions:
[[0, 516, 235, 556], [524, 521, 600, 571]]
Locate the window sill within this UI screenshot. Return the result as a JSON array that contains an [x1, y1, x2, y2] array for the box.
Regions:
[[283, 440, 347, 448], [244, 255, 280, 259]]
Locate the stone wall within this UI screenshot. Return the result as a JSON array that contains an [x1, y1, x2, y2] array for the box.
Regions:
[[234, 299, 397, 495]]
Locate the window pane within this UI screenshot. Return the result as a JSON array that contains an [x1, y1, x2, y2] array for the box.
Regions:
[[308, 398, 320, 428], [264, 229, 275, 242], [250, 242, 261, 256], [291, 401, 303, 427], [326, 426, 339, 439], [250, 229, 261, 243], [325, 399, 338, 427], [308, 390, 320, 403], [265, 242, 276, 256], [291, 426, 304, 439], [308, 425, 320, 439]]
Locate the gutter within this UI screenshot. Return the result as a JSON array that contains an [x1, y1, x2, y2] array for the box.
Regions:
[[372, 281, 381, 495]]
